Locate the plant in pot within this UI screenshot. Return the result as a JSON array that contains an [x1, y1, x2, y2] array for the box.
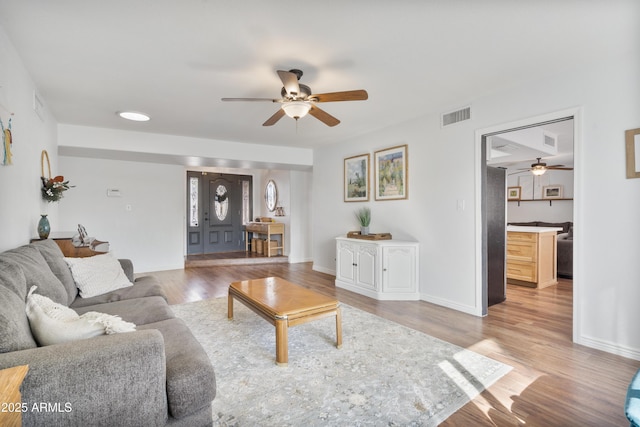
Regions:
[[355, 207, 371, 236]]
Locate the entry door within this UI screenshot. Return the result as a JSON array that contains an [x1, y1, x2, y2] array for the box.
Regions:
[[187, 172, 252, 255]]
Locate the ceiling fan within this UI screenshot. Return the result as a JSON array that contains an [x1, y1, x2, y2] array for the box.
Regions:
[[510, 157, 574, 175], [221, 69, 368, 127]]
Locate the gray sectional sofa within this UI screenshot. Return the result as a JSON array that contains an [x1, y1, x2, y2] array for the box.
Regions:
[[0, 239, 216, 426]]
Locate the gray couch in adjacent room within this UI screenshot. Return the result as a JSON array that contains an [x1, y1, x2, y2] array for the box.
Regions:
[[0, 239, 216, 426], [508, 221, 573, 279]]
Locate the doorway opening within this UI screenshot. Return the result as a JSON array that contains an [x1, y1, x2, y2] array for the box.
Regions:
[[478, 112, 576, 325]]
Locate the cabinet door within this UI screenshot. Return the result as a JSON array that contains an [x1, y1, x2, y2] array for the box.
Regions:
[[356, 245, 377, 291], [382, 246, 416, 293], [506, 260, 537, 282], [336, 242, 356, 283]]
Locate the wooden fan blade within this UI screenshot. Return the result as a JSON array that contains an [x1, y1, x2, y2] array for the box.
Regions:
[[309, 105, 340, 127], [262, 108, 286, 126], [221, 98, 280, 102], [277, 70, 301, 97], [310, 90, 368, 102], [548, 167, 573, 170]]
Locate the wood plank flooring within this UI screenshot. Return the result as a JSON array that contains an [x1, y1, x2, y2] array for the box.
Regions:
[[147, 262, 640, 426]]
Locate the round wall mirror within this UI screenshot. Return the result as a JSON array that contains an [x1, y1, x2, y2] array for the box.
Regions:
[[265, 180, 277, 212]]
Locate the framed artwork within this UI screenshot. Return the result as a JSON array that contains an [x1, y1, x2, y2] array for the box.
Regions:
[[507, 186, 521, 201], [625, 128, 640, 179], [344, 153, 369, 202], [542, 185, 563, 199], [374, 144, 408, 201]]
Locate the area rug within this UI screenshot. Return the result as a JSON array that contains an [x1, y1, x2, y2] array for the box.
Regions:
[[172, 298, 511, 426]]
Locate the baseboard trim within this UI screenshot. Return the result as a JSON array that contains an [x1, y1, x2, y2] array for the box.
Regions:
[[312, 264, 335, 276], [577, 335, 640, 361], [288, 257, 313, 264], [421, 293, 483, 317]]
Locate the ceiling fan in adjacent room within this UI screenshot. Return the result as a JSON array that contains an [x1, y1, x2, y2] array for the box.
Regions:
[[510, 157, 574, 175], [221, 69, 368, 127]]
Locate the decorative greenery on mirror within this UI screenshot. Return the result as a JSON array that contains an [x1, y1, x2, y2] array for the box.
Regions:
[[265, 180, 277, 211]]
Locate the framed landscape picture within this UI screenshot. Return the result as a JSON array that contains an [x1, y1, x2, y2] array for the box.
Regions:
[[344, 153, 369, 202], [542, 185, 563, 199], [507, 186, 521, 201], [374, 144, 408, 201]]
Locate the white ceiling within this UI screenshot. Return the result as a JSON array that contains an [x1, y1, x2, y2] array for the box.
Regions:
[[0, 1, 636, 149]]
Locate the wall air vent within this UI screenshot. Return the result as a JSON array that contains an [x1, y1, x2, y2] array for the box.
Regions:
[[441, 106, 471, 127]]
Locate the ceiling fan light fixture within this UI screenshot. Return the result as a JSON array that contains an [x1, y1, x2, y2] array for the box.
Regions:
[[281, 101, 311, 120], [531, 165, 547, 175]]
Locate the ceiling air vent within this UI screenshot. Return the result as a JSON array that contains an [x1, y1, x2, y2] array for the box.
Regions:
[[441, 106, 471, 127], [543, 132, 557, 149]]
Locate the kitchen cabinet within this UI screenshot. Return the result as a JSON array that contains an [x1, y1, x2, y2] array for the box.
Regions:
[[506, 226, 561, 288]]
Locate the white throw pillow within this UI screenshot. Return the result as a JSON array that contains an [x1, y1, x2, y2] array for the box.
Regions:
[[64, 253, 133, 298], [25, 286, 136, 346]]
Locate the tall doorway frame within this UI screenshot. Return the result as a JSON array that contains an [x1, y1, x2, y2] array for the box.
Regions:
[[474, 107, 582, 343]]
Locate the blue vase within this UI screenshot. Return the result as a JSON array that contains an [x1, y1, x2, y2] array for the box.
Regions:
[[38, 214, 50, 239]]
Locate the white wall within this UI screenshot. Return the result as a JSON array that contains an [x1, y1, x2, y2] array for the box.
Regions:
[[289, 170, 313, 263], [312, 52, 640, 359], [57, 156, 184, 272], [254, 169, 314, 262], [0, 25, 58, 252], [257, 169, 291, 255]]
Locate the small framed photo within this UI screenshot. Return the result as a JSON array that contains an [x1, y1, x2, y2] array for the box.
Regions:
[[507, 186, 521, 201], [344, 153, 370, 202], [542, 185, 563, 199], [374, 144, 408, 201]]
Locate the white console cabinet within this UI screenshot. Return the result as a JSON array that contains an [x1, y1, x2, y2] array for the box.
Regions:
[[335, 237, 420, 300]]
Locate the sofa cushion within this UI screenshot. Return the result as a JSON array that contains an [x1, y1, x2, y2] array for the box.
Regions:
[[70, 275, 167, 308], [64, 253, 133, 298], [73, 296, 175, 325], [139, 318, 216, 419], [538, 221, 572, 233], [26, 286, 136, 346], [0, 245, 68, 305], [0, 259, 37, 353], [30, 239, 77, 305]]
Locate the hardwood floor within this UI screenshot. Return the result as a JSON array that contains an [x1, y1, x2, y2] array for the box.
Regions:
[[147, 263, 639, 426]]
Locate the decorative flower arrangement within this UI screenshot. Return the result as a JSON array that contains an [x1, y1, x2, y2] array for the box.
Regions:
[[41, 175, 73, 202]]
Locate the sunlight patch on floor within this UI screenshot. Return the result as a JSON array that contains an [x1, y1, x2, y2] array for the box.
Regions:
[[438, 341, 542, 423]]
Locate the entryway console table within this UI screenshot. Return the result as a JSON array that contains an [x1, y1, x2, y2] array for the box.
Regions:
[[335, 236, 420, 300], [245, 222, 285, 257], [31, 233, 109, 258]]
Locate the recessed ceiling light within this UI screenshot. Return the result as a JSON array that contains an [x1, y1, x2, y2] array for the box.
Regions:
[[117, 111, 150, 122]]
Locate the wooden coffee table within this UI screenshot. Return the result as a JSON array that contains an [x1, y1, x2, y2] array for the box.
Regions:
[[228, 277, 342, 366]]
